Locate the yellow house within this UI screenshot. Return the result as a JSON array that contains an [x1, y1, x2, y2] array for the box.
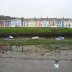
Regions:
[[48, 18, 56, 27]]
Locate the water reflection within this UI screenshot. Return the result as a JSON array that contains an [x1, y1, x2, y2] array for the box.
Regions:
[[0, 45, 24, 52], [0, 45, 48, 55]]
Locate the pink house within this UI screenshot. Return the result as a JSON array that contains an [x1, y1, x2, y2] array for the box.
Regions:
[[36, 19, 42, 27], [0, 20, 4, 27]]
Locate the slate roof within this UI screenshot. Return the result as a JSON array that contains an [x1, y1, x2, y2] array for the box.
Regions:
[[17, 18, 72, 21], [56, 18, 72, 21]]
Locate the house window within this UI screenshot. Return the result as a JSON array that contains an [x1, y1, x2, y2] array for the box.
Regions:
[[68, 24, 70, 27], [62, 21, 64, 24], [41, 24, 42, 26], [53, 24, 54, 26], [62, 24, 64, 27]]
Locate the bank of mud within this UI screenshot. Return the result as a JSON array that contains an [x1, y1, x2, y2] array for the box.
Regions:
[[0, 32, 72, 37], [0, 45, 72, 60]]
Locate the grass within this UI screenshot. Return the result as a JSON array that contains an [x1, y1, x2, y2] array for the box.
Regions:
[[0, 27, 72, 33]]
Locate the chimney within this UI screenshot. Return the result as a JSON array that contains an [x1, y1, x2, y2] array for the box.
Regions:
[[63, 17, 64, 20]]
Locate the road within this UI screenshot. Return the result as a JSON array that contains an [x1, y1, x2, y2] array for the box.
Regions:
[[0, 58, 72, 72]]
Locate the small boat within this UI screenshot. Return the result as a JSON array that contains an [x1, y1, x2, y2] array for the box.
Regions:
[[32, 36, 39, 39], [9, 36, 13, 39]]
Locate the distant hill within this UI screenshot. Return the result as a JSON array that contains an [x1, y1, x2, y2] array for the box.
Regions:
[[0, 15, 17, 20]]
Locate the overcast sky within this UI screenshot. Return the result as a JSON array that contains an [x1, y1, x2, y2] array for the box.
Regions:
[[0, 0, 72, 18]]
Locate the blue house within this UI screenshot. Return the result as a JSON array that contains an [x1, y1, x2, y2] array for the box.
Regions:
[[41, 18, 49, 27], [56, 18, 64, 27], [5, 20, 12, 27]]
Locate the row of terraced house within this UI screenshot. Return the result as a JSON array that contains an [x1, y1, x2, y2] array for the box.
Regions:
[[0, 17, 72, 28]]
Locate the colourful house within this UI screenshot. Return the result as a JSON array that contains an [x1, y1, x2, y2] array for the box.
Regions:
[[48, 18, 56, 27], [11, 19, 21, 27], [2, 17, 72, 28], [0, 20, 4, 27], [27, 19, 35, 27], [69, 19, 72, 28], [41, 18, 49, 27], [56, 18, 64, 27], [5, 20, 12, 27], [64, 19, 71, 28], [36, 19, 42, 27]]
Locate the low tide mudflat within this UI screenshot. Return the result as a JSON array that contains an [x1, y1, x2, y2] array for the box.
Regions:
[[0, 37, 72, 72]]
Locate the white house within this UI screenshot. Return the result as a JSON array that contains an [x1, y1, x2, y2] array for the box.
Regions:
[[41, 18, 49, 27], [64, 19, 71, 28], [11, 19, 21, 27], [70, 19, 72, 28], [28, 19, 35, 27]]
